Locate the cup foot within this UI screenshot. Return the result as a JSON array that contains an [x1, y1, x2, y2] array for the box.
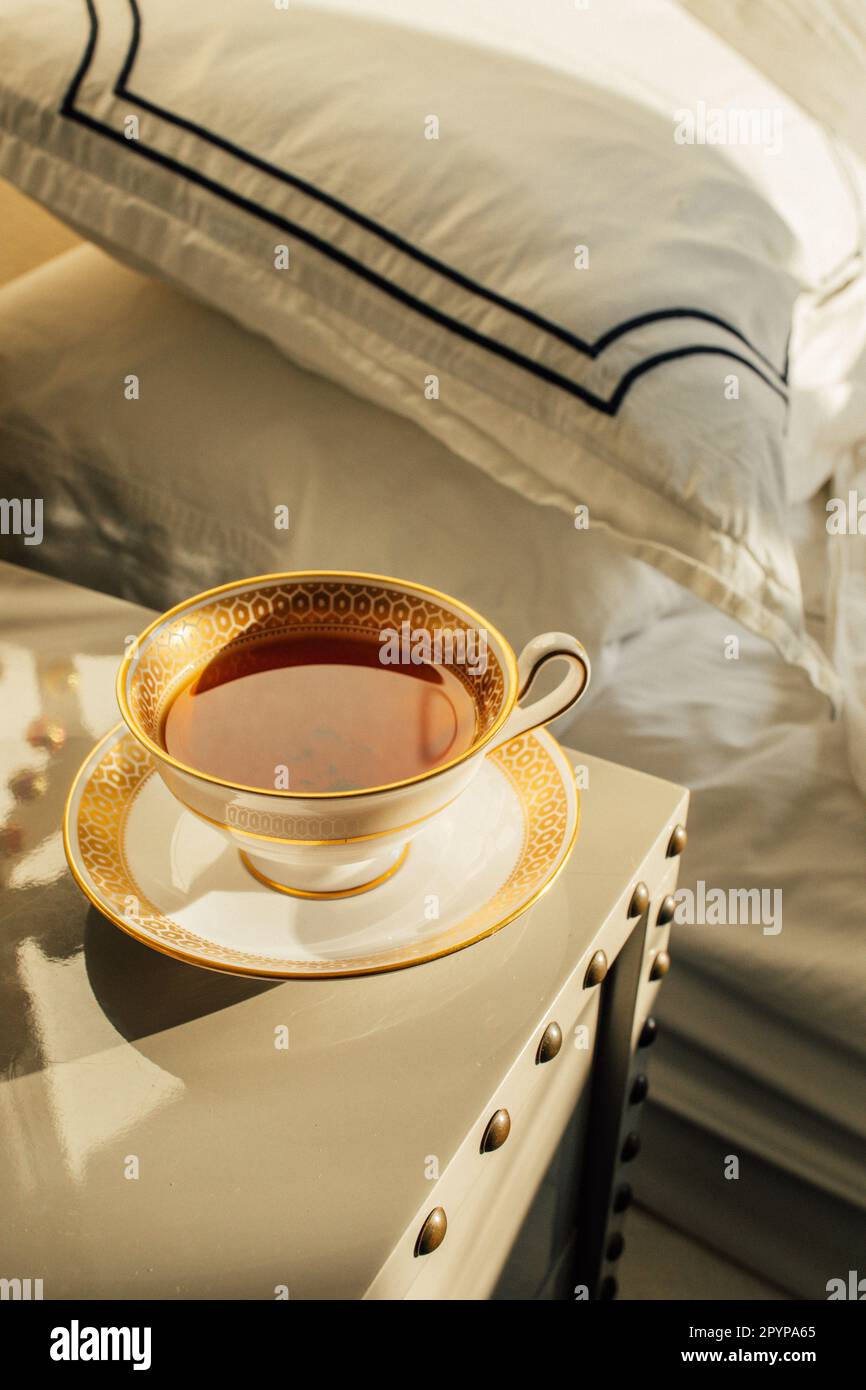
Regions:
[[238, 844, 410, 899]]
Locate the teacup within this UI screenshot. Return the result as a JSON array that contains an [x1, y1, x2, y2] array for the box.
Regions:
[[116, 572, 590, 897]]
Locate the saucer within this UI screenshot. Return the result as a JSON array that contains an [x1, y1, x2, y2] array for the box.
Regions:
[[64, 725, 579, 978]]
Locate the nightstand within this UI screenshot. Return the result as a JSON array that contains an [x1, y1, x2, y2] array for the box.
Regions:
[[0, 561, 687, 1300], [367, 754, 687, 1300]]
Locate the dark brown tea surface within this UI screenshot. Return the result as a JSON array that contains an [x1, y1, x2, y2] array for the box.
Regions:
[[162, 632, 478, 793]]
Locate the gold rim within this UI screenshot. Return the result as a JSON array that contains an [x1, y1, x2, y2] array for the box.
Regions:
[[238, 844, 410, 898], [116, 570, 519, 801], [63, 726, 580, 980]]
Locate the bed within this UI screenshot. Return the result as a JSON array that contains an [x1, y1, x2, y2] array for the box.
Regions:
[[1, 0, 864, 1298]]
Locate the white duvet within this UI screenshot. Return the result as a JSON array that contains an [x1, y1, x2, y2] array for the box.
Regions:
[[563, 545, 866, 1205]]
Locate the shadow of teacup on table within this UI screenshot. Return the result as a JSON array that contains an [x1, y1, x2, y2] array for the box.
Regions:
[[83, 905, 278, 1043]]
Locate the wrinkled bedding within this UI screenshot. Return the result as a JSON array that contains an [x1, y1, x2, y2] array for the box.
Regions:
[[562, 541, 866, 1210]]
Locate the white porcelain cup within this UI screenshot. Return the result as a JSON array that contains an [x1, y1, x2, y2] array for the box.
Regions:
[[117, 572, 590, 898]]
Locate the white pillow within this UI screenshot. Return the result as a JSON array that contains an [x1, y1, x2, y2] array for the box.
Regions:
[[0, 0, 851, 702], [0, 244, 683, 669]]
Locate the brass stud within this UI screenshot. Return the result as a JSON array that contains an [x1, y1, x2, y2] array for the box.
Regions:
[[9, 769, 48, 801], [42, 661, 79, 694], [629, 881, 650, 918], [638, 1016, 658, 1048], [629, 1074, 649, 1105], [607, 1231, 626, 1262], [480, 1108, 511, 1153], [415, 1207, 447, 1257], [536, 1022, 563, 1064], [613, 1182, 633, 1214], [26, 717, 66, 752], [0, 825, 24, 856], [667, 824, 688, 858], [650, 950, 671, 981], [620, 1131, 641, 1162], [583, 950, 608, 988], [656, 894, 676, 926]]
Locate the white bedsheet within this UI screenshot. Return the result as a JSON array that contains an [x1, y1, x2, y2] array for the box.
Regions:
[[562, 567, 866, 1207]]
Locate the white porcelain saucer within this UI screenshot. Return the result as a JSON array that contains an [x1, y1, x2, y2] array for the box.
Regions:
[[64, 725, 579, 978]]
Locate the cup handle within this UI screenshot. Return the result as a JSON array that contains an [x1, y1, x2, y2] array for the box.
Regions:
[[489, 632, 591, 751]]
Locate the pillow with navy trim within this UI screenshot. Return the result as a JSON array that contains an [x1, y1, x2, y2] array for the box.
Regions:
[[0, 0, 856, 702]]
